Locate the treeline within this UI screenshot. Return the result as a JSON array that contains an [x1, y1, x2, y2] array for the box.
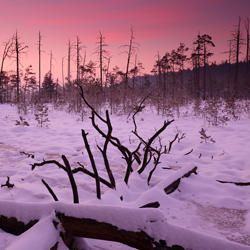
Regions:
[[0, 17, 249, 113]]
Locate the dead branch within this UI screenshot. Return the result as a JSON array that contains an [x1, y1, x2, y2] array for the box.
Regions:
[[96, 110, 116, 189], [62, 155, 79, 203], [184, 149, 193, 155], [168, 133, 178, 153], [20, 151, 35, 158], [216, 180, 250, 186], [78, 83, 136, 184], [41, 179, 58, 201], [1, 176, 14, 188], [81, 129, 101, 199], [31, 160, 67, 171], [128, 89, 155, 134], [31, 155, 79, 203], [137, 120, 174, 174], [73, 163, 112, 188], [140, 201, 160, 208]]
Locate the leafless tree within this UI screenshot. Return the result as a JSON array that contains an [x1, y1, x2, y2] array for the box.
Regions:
[[119, 27, 140, 84], [67, 39, 74, 85], [231, 17, 244, 95], [38, 31, 43, 98], [245, 17, 250, 95], [0, 37, 14, 103], [74, 36, 85, 84], [93, 32, 109, 94], [13, 30, 28, 103]]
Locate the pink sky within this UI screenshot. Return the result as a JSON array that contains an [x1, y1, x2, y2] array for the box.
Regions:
[[0, 0, 250, 83]]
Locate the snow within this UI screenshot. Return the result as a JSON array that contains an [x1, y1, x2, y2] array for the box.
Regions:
[[0, 103, 250, 249]]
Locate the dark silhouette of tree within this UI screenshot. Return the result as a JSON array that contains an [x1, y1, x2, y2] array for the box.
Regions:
[[74, 36, 85, 84], [176, 43, 189, 87], [13, 30, 28, 102], [161, 52, 171, 97], [42, 72, 55, 101], [193, 34, 215, 100], [170, 49, 178, 97], [67, 39, 74, 85], [0, 37, 14, 103], [24, 65, 36, 89], [119, 27, 140, 83], [94, 32, 109, 91], [231, 17, 244, 96], [38, 31, 43, 98], [245, 17, 250, 96]]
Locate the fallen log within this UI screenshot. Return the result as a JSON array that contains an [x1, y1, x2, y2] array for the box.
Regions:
[[0, 215, 38, 235], [0, 202, 182, 250], [57, 212, 182, 250], [216, 180, 250, 186], [0, 201, 248, 250], [161, 164, 198, 194]]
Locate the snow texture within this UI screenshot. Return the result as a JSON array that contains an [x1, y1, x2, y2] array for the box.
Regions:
[[0, 104, 250, 249]]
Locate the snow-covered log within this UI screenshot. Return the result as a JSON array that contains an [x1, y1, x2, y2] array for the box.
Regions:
[[0, 201, 249, 250]]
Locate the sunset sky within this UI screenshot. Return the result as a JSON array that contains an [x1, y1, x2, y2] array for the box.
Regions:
[[0, 0, 250, 83]]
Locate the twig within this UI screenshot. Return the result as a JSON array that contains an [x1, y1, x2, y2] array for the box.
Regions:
[[41, 179, 58, 201], [168, 134, 178, 153], [184, 149, 193, 155]]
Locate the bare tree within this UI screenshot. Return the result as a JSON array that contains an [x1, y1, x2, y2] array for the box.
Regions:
[[94, 31, 109, 92], [0, 37, 14, 103], [38, 31, 43, 98], [75, 36, 85, 84], [245, 17, 250, 96], [13, 30, 28, 103], [67, 39, 74, 85], [231, 17, 244, 95], [119, 27, 139, 84]]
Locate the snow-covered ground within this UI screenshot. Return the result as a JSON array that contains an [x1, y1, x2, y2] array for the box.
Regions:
[[0, 103, 249, 250]]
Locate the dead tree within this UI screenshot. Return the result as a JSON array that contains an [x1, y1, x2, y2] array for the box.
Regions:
[[245, 17, 250, 96], [231, 17, 244, 96], [13, 30, 28, 103], [0, 37, 14, 103], [77, 83, 137, 185], [38, 31, 42, 98], [95, 31, 109, 91], [67, 39, 74, 85], [119, 27, 140, 109], [75, 36, 85, 84], [128, 93, 176, 183]]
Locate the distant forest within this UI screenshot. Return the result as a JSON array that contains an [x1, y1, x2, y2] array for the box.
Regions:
[[0, 17, 249, 111]]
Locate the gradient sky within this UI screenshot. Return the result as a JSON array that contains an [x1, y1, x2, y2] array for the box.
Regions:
[[0, 0, 250, 83]]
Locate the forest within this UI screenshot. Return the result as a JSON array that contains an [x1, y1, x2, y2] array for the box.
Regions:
[[0, 17, 249, 112]]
